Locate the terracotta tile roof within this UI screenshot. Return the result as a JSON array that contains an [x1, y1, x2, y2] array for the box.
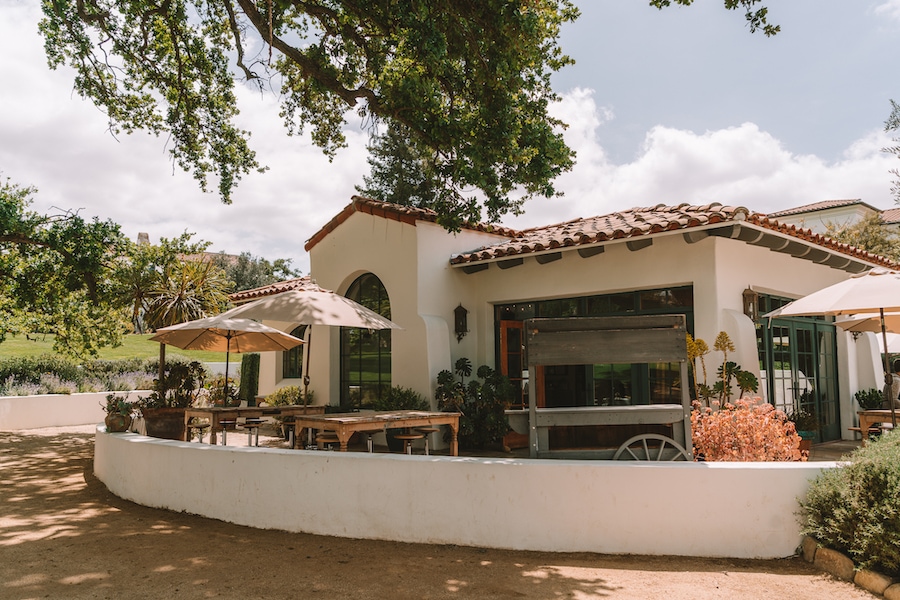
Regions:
[[448, 202, 899, 269], [767, 199, 869, 218], [881, 208, 900, 224], [228, 276, 327, 304], [304, 196, 521, 252]]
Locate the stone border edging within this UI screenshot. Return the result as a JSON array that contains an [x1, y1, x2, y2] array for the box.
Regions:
[[801, 536, 899, 598]]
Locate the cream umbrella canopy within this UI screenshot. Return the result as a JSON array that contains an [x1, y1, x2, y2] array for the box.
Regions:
[[150, 315, 304, 402], [765, 268, 900, 425], [222, 289, 401, 329], [221, 289, 401, 399]]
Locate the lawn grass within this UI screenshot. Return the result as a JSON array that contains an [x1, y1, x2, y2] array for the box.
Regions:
[[0, 334, 240, 363]]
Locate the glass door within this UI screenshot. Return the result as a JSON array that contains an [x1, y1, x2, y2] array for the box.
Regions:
[[760, 318, 839, 442]]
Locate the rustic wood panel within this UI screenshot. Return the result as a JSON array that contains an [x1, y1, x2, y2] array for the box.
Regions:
[[525, 314, 693, 459], [532, 405, 685, 427], [525, 315, 687, 366]]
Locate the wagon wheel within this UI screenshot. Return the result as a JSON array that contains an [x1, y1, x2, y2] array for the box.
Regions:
[[613, 434, 691, 461]]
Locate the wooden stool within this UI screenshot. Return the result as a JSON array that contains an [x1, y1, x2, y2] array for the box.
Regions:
[[315, 432, 340, 450], [393, 433, 424, 455], [188, 422, 210, 443], [243, 419, 264, 447], [219, 420, 237, 445], [416, 427, 440, 455]]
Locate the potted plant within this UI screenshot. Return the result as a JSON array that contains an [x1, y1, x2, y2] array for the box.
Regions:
[[373, 386, 430, 452], [854, 388, 884, 410], [436, 357, 513, 451], [787, 406, 818, 453], [137, 360, 207, 440], [204, 373, 240, 407], [102, 393, 135, 433], [264, 385, 315, 440]]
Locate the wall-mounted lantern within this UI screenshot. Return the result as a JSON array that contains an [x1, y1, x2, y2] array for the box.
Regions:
[[742, 287, 759, 322], [454, 304, 469, 342]]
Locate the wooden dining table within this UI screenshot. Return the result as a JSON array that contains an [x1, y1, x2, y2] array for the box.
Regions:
[[183, 405, 326, 445], [857, 409, 898, 446], [290, 410, 462, 456]]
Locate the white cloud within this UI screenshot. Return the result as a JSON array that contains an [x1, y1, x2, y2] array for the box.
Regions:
[[0, 0, 369, 274], [503, 91, 897, 229], [2, 3, 897, 271], [874, 0, 900, 22]]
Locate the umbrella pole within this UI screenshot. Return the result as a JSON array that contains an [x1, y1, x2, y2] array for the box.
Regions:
[[224, 334, 231, 406], [303, 329, 312, 407], [881, 309, 897, 427]]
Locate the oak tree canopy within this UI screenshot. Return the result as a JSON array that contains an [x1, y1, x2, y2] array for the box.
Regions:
[[39, 1, 777, 227]]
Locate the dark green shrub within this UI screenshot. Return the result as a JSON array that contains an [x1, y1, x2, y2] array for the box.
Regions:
[[137, 359, 207, 410], [436, 358, 512, 450], [239, 353, 260, 404], [373, 386, 430, 411], [0, 355, 82, 385], [800, 429, 900, 576], [855, 388, 884, 410]]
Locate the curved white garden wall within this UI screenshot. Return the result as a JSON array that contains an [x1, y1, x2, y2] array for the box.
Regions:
[[0, 391, 148, 430], [94, 428, 836, 559]]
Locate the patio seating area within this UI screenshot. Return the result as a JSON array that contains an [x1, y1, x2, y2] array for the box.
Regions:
[[193, 416, 860, 461], [189, 416, 457, 455]]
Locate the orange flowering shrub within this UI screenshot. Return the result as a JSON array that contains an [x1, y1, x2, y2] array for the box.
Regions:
[[691, 397, 805, 461]]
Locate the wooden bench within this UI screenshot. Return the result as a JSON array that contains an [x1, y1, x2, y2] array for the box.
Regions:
[[848, 426, 882, 438]]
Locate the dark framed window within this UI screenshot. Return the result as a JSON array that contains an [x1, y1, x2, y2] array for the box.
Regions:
[[495, 285, 694, 406], [340, 274, 392, 409], [282, 325, 307, 379]]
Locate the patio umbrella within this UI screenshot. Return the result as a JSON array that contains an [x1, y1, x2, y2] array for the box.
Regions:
[[835, 312, 900, 335], [150, 315, 304, 403], [220, 289, 401, 399], [765, 268, 900, 425]]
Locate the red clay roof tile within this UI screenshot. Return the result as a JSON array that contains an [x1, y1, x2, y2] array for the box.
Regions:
[[304, 196, 521, 252], [228, 276, 327, 303], [449, 202, 898, 269]]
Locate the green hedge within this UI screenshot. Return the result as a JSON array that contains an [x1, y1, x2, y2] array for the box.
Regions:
[[239, 353, 260, 404], [0, 355, 156, 395], [801, 429, 900, 576]]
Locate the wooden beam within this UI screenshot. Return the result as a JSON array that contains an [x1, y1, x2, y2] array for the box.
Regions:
[[497, 258, 524, 269], [577, 246, 605, 258], [535, 252, 562, 264]]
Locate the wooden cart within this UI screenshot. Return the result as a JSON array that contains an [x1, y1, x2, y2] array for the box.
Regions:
[[523, 314, 693, 460]]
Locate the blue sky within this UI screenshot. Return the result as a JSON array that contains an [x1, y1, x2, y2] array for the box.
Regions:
[[1, 0, 899, 272]]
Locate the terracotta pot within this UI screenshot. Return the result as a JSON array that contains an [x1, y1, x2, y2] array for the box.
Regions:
[[142, 408, 187, 440], [104, 413, 133, 433]]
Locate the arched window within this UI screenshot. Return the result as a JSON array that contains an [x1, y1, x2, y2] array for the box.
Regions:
[[282, 325, 307, 379], [340, 274, 391, 408]]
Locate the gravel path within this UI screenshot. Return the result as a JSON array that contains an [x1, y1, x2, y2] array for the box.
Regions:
[[0, 426, 877, 599]]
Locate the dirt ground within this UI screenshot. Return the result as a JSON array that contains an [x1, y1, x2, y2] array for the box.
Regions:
[[0, 426, 877, 600]]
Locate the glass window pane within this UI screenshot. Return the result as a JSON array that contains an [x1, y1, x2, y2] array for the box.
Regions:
[[282, 325, 307, 379], [341, 274, 391, 409]]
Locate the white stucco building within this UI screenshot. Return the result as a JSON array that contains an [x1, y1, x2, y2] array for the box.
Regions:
[[234, 197, 897, 448]]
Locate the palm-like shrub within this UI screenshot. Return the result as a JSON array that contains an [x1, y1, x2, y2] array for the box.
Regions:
[[436, 358, 512, 450]]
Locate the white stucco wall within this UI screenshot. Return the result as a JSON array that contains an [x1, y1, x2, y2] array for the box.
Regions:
[[261, 210, 882, 443], [774, 204, 877, 235], [0, 391, 148, 430], [94, 429, 835, 559], [302, 212, 509, 405]]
